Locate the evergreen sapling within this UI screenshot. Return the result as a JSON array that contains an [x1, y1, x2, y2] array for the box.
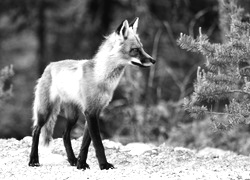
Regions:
[[177, 0, 250, 130]]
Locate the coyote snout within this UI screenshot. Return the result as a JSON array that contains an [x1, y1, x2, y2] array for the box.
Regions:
[[130, 48, 156, 67]]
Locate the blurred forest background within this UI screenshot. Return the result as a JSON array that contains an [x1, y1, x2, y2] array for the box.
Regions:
[[1, 0, 250, 155]]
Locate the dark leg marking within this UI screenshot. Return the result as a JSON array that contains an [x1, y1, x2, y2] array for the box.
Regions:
[[63, 120, 78, 166], [77, 122, 91, 170], [85, 110, 114, 170], [29, 111, 51, 167], [28, 125, 42, 166]]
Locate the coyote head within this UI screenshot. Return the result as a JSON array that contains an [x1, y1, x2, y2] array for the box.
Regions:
[[115, 18, 156, 67]]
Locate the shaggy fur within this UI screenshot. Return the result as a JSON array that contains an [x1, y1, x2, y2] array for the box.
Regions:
[[29, 18, 155, 170]]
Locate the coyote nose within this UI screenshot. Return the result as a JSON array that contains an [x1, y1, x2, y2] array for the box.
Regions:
[[150, 58, 156, 64]]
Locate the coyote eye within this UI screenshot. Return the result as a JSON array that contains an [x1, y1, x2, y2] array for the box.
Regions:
[[130, 48, 139, 56]]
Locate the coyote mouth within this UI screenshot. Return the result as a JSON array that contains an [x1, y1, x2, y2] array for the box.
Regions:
[[130, 57, 153, 68], [131, 61, 149, 68]]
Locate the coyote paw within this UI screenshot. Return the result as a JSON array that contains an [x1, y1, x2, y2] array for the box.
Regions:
[[100, 162, 114, 170], [68, 157, 77, 166], [28, 157, 40, 167], [76, 162, 90, 170]]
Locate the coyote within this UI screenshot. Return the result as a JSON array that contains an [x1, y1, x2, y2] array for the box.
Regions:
[[28, 17, 155, 170]]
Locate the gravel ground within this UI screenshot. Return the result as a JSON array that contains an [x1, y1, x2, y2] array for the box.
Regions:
[[1, 137, 250, 180]]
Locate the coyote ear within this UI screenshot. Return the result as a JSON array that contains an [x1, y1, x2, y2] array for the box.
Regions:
[[129, 17, 139, 33], [116, 20, 129, 39]]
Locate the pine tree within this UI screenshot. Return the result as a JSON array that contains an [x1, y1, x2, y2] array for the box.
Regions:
[[177, 0, 250, 130]]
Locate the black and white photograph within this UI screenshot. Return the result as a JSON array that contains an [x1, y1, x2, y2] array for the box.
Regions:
[[0, 0, 250, 179]]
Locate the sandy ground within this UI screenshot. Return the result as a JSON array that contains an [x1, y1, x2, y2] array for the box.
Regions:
[[0, 137, 250, 180]]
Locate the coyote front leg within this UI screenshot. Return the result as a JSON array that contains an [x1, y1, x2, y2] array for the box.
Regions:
[[85, 110, 114, 170], [77, 122, 91, 170]]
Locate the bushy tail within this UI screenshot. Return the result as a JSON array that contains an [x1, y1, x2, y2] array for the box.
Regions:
[[32, 64, 58, 146], [40, 115, 57, 146], [32, 94, 59, 146], [33, 100, 59, 146]]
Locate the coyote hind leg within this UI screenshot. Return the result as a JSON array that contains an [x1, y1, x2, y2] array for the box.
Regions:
[[29, 111, 51, 167], [62, 104, 79, 166]]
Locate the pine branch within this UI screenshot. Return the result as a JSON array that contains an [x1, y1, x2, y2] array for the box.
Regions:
[[179, 0, 250, 128], [228, 89, 250, 96]]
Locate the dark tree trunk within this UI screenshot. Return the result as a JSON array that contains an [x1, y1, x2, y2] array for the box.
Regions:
[[37, 0, 47, 76]]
